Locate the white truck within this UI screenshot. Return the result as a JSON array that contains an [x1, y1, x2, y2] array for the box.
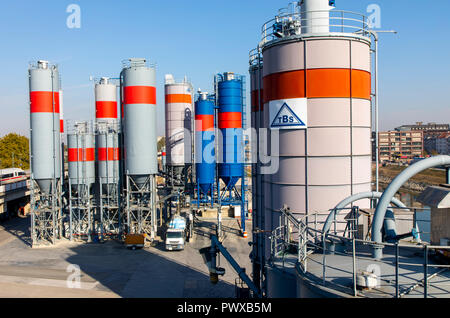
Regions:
[[165, 215, 187, 251]]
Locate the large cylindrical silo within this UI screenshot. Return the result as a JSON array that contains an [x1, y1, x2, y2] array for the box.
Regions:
[[262, 0, 372, 234], [121, 58, 157, 186], [164, 75, 193, 176], [195, 93, 216, 197], [68, 128, 96, 189], [29, 60, 61, 194], [217, 73, 244, 189]]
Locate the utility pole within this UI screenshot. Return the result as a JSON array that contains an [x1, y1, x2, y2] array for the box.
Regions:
[[367, 29, 397, 194]]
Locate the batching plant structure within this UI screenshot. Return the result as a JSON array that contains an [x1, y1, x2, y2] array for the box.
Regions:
[[28, 60, 63, 246], [94, 77, 121, 239], [121, 58, 157, 239], [215, 72, 247, 236], [254, 0, 373, 296], [164, 74, 194, 190], [194, 92, 216, 208], [67, 121, 96, 241]]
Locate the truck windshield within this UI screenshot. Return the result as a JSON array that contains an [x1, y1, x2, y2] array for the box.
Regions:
[[167, 232, 182, 239]]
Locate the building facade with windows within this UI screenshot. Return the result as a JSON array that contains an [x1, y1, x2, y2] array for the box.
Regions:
[[395, 122, 449, 138], [379, 130, 424, 162], [424, 132, 450, 155]]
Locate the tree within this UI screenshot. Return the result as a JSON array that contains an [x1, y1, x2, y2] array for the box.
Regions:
[[0, 133, 30, 169], [157, 137, 166, 152]]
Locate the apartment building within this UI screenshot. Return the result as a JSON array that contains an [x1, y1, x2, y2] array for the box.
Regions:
[[379, 130, 424, 162]]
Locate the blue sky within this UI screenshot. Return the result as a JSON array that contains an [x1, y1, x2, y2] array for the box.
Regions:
[[0, 0, 449, 137]]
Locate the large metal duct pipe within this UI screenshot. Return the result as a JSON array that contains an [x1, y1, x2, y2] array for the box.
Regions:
[[322, 191, 407, 234], [372, 155, 450, 259]]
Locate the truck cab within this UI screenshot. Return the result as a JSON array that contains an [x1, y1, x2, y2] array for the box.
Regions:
[[165, 216, 187, 251]]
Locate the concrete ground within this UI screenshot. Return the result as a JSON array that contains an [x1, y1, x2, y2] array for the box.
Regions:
[[0, 215, 252, 298]]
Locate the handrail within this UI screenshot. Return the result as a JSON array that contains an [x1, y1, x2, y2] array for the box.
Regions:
[[260, 10, 370, 46]]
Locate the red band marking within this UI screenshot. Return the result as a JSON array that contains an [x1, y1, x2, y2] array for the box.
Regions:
[[124, 86, 156, 105], [98, 148, 120, 161], [218, 112, 242, 129], [96, 101, 118, 119], [30, 91, 60, 113], [195, 114, 214, 131], [68, 148, 95, 162], [263, 68, 371, 103], [165, 94, 192, 104]]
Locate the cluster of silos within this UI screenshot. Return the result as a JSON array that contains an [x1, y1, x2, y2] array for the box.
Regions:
[[194, 93, 216, 206], [95, 77, 120, 190], [121, 58, 157, 236], [95, 77, 121, 237], [68, 123, 95, 190], [164, 75, 193, 188], [67, 122, 95, 239], [251, 0, 373, 296]]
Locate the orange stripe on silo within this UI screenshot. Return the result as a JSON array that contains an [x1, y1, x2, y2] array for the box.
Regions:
[[68, 148, 95, 162], [68, 148, 79, 162], [351, 70, 371, 100], [166, 94, 192, 104], [84, 148, 95, 161], [195, 114, 214, 131], [30, 91, 60, 113], [306, 69, 351, 98], [53, 92, 60, 113], [96, 101, 118, 119], [263, 69, 371, 102], [98, 147, 119, 161], [263, 70, 306, 103], [124, 86, 156, 105]]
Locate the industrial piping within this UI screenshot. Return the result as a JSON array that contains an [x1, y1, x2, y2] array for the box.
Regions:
[[372, 155, 450, 259], [322, 191, 407, 234]]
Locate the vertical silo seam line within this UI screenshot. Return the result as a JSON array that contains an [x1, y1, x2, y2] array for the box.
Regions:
[[304, 39, 309, 220], [349, 40, 354, 199]]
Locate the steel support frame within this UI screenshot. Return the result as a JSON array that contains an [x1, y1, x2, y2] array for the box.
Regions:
[[98, 179, 120, 240], [68, 180, 93, 242], [31, 178, 62, 246], [124, 174, 156, 239]]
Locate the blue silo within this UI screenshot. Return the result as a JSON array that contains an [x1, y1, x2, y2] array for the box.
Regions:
[[194, 93, 216, 206]]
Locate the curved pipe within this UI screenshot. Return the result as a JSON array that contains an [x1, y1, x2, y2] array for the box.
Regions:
[[372, 155, 450, 259], [322, 191, 407, 234]]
